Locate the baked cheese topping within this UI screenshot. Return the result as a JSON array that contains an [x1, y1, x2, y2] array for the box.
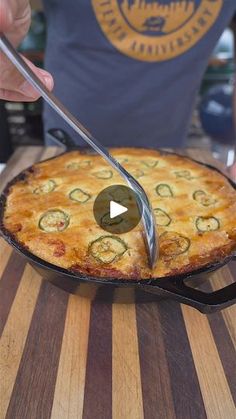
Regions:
[[2, 148, 236, 279]]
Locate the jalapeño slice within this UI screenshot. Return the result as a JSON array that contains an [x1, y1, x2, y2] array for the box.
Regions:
[[141, 160, 158, 168], [88, 235, 128, 264], [193, 190, 217, 207], [154, 208, 171, 226], [160, 232, 190, 256], [108, 185, 130, 203], [39, 209, 70, 232], [69, 188, 91, 203], [33, 179, 56, 195], [132, 169, 145, 179], [101, 212, 123, 227], [117, 158, 128, 164], [66, 160, 91, 170], [156, 184, 173, 197], [196, 216, 220, 232], [93, 170, 113, 179], [174, 170, 194, 180]]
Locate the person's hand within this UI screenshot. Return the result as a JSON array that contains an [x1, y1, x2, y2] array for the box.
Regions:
[[0, 0, 53, 101]]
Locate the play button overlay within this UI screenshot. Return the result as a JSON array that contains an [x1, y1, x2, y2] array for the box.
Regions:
[[110, 201, 128, 219], [93, 185, 142, 234]]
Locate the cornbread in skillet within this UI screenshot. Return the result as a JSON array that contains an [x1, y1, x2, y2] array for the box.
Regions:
[[2, 148, 236, 279]]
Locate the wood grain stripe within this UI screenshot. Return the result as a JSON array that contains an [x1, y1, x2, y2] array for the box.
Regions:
[[0, 252, 26, 337], [82, 301, 112, 419], [197, 274, 236, 405], [222, 303, 236, 352], [136, 303, 176, 419], [182, 305, 236, 419], [0, 265, 42, 418], [51, 295, 91, 419], [210, 268, 236, 351], [0, 239, 12, 279], [6, 282, 68, 419], [112, 298, 144, 419], [158, 300, 207, 419], [227, 262, 236, 349], [207, 309, 236, 405], [205, 268, 236, 404]]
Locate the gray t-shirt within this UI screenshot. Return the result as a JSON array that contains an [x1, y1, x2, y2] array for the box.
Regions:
[[42, 0, 235, 148]]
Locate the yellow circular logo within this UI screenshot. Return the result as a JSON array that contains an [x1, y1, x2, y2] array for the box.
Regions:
[[92, 0, 223, 62]]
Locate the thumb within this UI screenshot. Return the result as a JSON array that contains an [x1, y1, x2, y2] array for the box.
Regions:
[[18, 69, 54, 98], [0, 53, 54, 102], [17, 57, 54, 99]]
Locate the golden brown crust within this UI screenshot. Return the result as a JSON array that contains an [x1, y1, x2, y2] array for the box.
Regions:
[[2, 148, 236, 279]]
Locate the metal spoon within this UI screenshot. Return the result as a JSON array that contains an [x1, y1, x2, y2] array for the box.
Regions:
[[0, 33, 159, 269]]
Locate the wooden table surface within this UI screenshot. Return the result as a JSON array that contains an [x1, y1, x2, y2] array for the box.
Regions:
[[0, 147, 235, 419]]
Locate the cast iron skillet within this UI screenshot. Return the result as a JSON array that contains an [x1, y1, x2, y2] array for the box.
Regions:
[[0, 128, 236, 314]]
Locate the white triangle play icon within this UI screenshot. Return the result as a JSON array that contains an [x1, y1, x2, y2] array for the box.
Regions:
[[110, 201, 128, 219]]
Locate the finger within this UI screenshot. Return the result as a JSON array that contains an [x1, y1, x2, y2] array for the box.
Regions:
[[0, 87, 41, 102], [17, 56, 54, 98], [0, 68, 54, 101], [1, 53, 49, 91], [0, 54, 54, 101]]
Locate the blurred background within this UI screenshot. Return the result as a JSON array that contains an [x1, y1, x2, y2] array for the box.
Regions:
[[0, 0, 235, 171]]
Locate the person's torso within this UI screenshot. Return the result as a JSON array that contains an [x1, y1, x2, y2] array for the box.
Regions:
[[42, 0, 236, 147]]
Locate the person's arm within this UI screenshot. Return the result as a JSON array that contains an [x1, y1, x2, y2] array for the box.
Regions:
[[0, 0, 53, 101]]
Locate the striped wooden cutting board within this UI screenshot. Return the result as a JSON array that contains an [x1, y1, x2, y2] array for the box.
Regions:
[[0, 147, 235, 419]]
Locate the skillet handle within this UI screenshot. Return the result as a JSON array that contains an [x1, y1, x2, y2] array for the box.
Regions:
[[141, 278, 236, 314], [47, 128, 76, 150]]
